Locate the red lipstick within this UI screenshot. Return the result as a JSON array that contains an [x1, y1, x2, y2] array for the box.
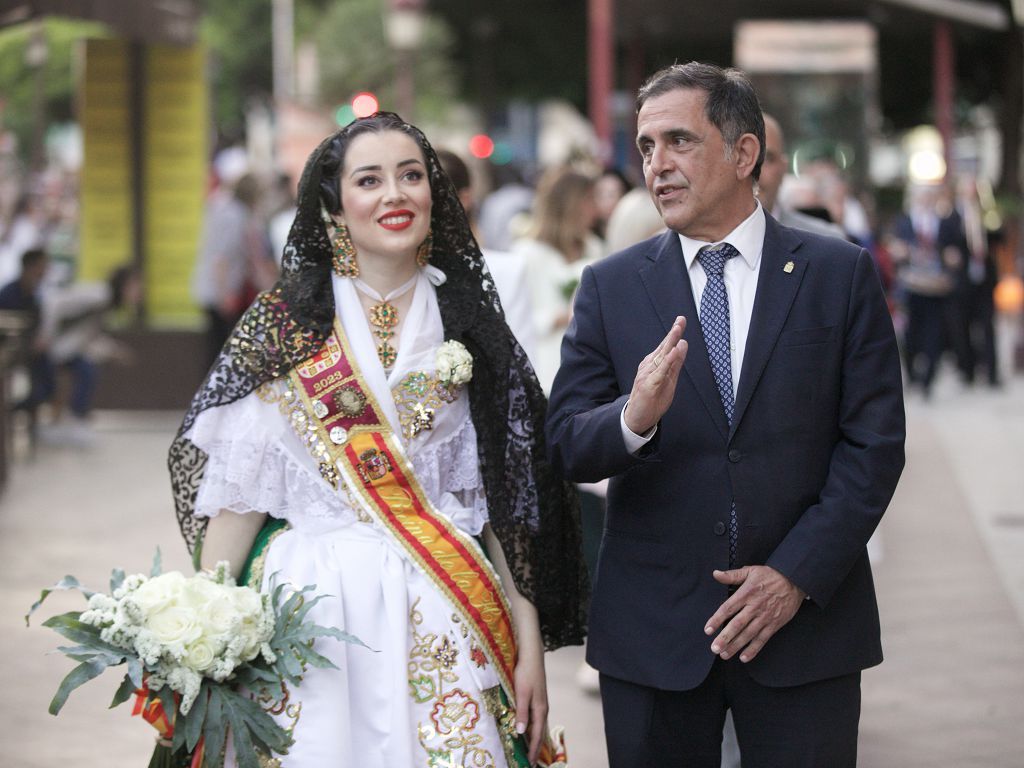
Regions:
[[378, 209, 415, 231]]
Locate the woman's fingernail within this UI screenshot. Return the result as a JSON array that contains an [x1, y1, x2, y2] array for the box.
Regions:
[[516, 722, 527, 735]]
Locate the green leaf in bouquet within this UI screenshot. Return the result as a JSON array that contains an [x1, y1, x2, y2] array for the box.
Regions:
[[278, 591, 329, 628], [289, 621, 369, 651], [127, 657, 144, 689], [110, 673, 137, 709], [56, 644, 127, 668], [287, 644, 334, 673], [43, 614, 110, 648], [156, 685, 177, 733], [201, 687, 227, 768], [272, 584, 306, 626], [277, 646, 306, 683], [183, 681, 208, 753], [224, 689, 292, 754], [48, 658, 111, 715], [226, 701, 261, 768], [150, 547, 163, 578], [233, 664, 278, 686], [25, 576, 95, 626], [41, 612, 126, 656], [109, 568, 125, 594], [55, 643, 107, 659]]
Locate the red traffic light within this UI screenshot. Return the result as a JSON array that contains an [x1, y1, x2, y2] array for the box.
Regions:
[[352, 92, 380, 118], [468, 134, 495, 159]]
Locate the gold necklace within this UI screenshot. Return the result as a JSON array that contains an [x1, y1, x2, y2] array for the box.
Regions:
[[353, 274, 417, 369], [368, 300, 399, 367]]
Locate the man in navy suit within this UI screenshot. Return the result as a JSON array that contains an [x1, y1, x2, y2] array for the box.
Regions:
[[546, 62, 906, 767]]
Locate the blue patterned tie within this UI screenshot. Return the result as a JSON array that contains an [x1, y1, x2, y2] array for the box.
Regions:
[[697, 243, 739, 566]]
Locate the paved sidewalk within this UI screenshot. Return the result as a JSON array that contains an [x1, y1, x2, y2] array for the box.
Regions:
[[1, 370, 1023, 766]]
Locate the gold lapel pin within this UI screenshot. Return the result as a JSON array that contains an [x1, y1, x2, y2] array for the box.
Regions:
[[783, 261, 794, 274]]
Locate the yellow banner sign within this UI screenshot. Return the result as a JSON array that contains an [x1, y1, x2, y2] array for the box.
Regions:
[[80, 39, 133, 284], [144, 44, 207, 327]]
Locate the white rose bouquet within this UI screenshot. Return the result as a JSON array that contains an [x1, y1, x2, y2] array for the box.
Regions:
[[435, 339, 473, 388], [27, 551, 364, 768]]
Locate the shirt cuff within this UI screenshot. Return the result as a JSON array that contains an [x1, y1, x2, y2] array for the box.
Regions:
[[620, 400, 657, 455]]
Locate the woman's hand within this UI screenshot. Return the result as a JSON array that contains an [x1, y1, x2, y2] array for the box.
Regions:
[[514, 621, 549, 764], [482, 524, 550, 764]]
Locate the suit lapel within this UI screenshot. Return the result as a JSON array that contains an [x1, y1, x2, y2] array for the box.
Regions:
[[731, 216, 806, 438], [639, 231, 730, 439]]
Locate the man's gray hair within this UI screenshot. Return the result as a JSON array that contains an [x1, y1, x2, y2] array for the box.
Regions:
[[637, 61, 766, 181]]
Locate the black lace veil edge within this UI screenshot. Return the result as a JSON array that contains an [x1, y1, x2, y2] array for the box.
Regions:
[[169, 114, 587, 649]]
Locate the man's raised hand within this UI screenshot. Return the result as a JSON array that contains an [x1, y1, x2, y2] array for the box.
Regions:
[[624, 316, 688, 435]]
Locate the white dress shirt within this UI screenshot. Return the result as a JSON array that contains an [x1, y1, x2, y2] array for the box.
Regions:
[[622, 203, 766, 452]]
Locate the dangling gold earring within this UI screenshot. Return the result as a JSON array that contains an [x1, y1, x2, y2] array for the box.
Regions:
[[331, 222, 359, 278], [416, 227, 433, 268]]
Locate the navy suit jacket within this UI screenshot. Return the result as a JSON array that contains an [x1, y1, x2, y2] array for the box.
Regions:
[[546, 214, 906, 690]]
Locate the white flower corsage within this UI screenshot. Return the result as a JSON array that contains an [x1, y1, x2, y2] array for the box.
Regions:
[[435, 340, 473, 387]]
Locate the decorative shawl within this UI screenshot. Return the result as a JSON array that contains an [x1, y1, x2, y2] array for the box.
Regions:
[[169, 113, 587, 649]]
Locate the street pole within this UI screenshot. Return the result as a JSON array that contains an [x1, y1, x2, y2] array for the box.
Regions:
[[272, 0, 294, 104], [386, 0, 425, 121], [933, 19, 955, 180], [26, 20, 48, 173], [588, 0, 614, 164]]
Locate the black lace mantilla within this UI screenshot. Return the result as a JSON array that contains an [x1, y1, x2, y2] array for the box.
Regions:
[[169, 113, 587, 649]]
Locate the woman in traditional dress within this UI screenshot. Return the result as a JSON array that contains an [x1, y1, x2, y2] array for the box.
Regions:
[[168, 113, 586, 767]]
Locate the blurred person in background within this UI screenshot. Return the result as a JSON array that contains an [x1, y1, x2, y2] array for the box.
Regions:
[[511, 167, 602, 393], [888, 184, 957, 399], [436, 148, 537, 361], [945, 174, 1001, 388], [0, 193, 45, 287], [172, 112, 585, 767], [592, 167, 631, 240], [192, 170, 274, 369], [603, 186, 665, 256], [33, 264, 142, 446], [804, 156, 876, 251], [477, 162, 535, 251], [0, 248, 50, 419], [777, 174, 833, 225], [268, 171, 298, 268], [758, 115, 845, 239]]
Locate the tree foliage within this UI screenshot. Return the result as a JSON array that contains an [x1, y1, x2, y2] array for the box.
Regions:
[[305, 0, 458, 123], [0, 19, 107, 164], [201, 0, 274, 143], [201, 0, 458, 137], [428, 0, 588, 110]]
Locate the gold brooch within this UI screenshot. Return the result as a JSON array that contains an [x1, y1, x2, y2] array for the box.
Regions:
[[333, 385, 367, 418]]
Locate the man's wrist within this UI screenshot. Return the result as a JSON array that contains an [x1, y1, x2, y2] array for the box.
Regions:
[[621, 401, 657, 455]]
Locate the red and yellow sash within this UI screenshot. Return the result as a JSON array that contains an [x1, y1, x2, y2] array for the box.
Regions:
[[286, 321, 518, 700]]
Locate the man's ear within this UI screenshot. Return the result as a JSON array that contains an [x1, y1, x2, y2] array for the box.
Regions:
[[734, 133, 761, 181]]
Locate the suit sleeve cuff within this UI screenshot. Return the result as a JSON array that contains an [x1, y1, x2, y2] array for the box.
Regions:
[[621, 400, 657, 455]]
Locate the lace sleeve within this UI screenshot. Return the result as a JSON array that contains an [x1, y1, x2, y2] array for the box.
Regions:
[[186, 392, 351, 526]]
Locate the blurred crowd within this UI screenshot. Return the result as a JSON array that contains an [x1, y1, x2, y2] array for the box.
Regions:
[[0, 111, 1014, 451], [0, 167, 141, 447]]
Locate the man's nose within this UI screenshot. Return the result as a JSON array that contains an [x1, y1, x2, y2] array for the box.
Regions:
[[647, 143, 670, 176]]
